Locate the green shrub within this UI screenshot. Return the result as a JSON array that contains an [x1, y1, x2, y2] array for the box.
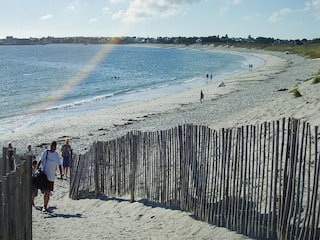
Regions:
[[289, 88, 302, 97], [312, 75, 320, 84]]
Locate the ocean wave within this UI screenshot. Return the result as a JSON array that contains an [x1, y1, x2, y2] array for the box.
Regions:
[[184, 77, 202, 83], [0, 114, 39, 136], [157, 84, 170, 88], [126, 83, 173, 94], [125, 88, 151, 94], [46, 93, 114, 111]]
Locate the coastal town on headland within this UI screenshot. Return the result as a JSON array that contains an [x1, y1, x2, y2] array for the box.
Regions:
[[1, 35, 320, 46]]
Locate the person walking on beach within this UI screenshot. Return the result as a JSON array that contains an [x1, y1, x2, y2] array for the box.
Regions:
[[61, 139, 72, 179], [37, 141, 63, 212], [200, 90, 204, 104]]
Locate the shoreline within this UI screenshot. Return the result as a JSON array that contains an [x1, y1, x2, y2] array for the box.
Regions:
[[0, 44, 263, 152], [2, 44, 320, 239], [1, 45, 318, 156], [0, 44, 263, 136]]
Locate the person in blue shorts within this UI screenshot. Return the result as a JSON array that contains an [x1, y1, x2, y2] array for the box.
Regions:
[[61, 139, 72, 179]]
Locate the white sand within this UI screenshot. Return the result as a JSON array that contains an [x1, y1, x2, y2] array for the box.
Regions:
[[1, 45, 320, 239]]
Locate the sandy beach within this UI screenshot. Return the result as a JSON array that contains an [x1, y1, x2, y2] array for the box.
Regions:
[[1, 45, 320, 239]]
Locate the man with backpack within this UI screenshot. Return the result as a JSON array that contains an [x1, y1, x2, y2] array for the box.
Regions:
[[37, 141, 63, 212]]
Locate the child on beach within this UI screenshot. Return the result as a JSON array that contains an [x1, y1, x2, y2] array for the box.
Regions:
[[32, 159, 38, 207], [26, 143, 36, 161]]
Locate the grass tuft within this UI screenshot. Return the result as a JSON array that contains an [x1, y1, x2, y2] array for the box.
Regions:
[[289, 88, 302, 98], [312, 75, 320, 84]]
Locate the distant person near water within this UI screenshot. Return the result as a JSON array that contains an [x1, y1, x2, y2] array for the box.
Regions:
[[200, 90, 204, 104]]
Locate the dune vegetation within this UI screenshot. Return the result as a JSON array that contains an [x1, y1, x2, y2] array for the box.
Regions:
[[233, 42, 320, 59]]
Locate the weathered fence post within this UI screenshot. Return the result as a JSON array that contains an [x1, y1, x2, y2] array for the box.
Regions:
[[130, 132, 138, 202], [94, 142, 99, 197], [278, 118, 298, 239], [1, 147, 8, 178], [25, 157, 32, 239]]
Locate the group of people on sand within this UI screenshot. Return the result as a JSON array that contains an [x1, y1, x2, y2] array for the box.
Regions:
[[8, 139, 72, 213]]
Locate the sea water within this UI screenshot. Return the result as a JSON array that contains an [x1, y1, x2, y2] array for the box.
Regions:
[[0, 44, 264, 137]]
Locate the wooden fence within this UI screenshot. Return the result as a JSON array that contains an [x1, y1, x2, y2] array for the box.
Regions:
[[0, 149, 32, 240], [70, 118, 320, 240]]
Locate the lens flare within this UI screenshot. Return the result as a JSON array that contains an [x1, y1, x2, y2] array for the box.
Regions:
[[38, 38, 122, 112]]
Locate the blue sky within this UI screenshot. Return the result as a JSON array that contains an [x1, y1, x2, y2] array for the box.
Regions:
[[0, 0, 319, 40]]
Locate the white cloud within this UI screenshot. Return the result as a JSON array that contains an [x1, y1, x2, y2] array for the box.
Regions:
[[269, 1, 320, 24], [112, 0, 201, 22], [243, 13, 260, 21], [40, 14, 53, 20], [269, 8, 292, 22], [67, 6, 75, 11], [109, 0, 125, 3], [102, 7, 111, 14], [89, 18, 98, 23], [233, 0, 240, 5], [220, 0, 240, 14], [305, 0, 320, 20]]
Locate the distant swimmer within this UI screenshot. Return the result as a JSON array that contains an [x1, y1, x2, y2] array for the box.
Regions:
[[218, 82, 225, 87]]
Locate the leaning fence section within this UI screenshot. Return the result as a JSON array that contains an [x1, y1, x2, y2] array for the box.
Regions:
[[0, 151, 33, 240], [70, 118, 320, 240]]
